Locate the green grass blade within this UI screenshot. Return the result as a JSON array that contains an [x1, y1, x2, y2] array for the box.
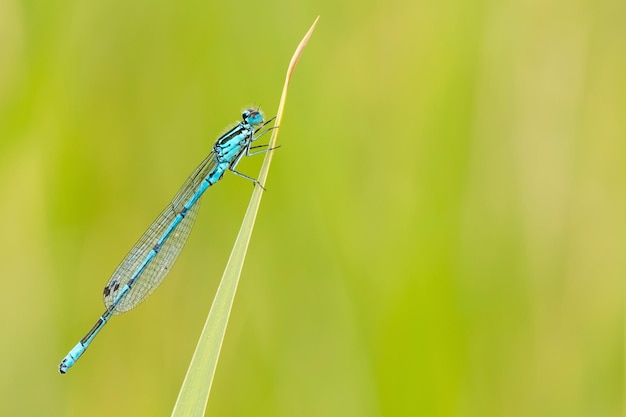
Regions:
[[170, 16, 319, 417]]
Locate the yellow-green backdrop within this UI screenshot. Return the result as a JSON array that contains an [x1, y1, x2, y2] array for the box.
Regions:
[[0, 0, 623, 416]]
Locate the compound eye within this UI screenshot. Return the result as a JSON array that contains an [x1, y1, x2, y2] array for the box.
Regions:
[[243, 109, 263, 125]]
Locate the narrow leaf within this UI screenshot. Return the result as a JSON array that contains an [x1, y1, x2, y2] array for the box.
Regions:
[[170, 16, 319, 417]]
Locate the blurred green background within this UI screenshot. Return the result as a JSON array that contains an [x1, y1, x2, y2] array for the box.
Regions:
[[0, 0, 623, 416]]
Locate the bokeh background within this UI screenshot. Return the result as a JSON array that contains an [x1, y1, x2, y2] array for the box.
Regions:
[[0, 0, 623, 416]]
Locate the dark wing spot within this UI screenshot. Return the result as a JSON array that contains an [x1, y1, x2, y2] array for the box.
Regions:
[[104, 280, 119, 297]]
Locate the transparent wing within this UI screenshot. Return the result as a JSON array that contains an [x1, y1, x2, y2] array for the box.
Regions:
[[103, 152, 217, 314]]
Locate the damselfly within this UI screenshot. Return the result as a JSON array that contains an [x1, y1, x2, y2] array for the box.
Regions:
[[59, 108, 275, 374]]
